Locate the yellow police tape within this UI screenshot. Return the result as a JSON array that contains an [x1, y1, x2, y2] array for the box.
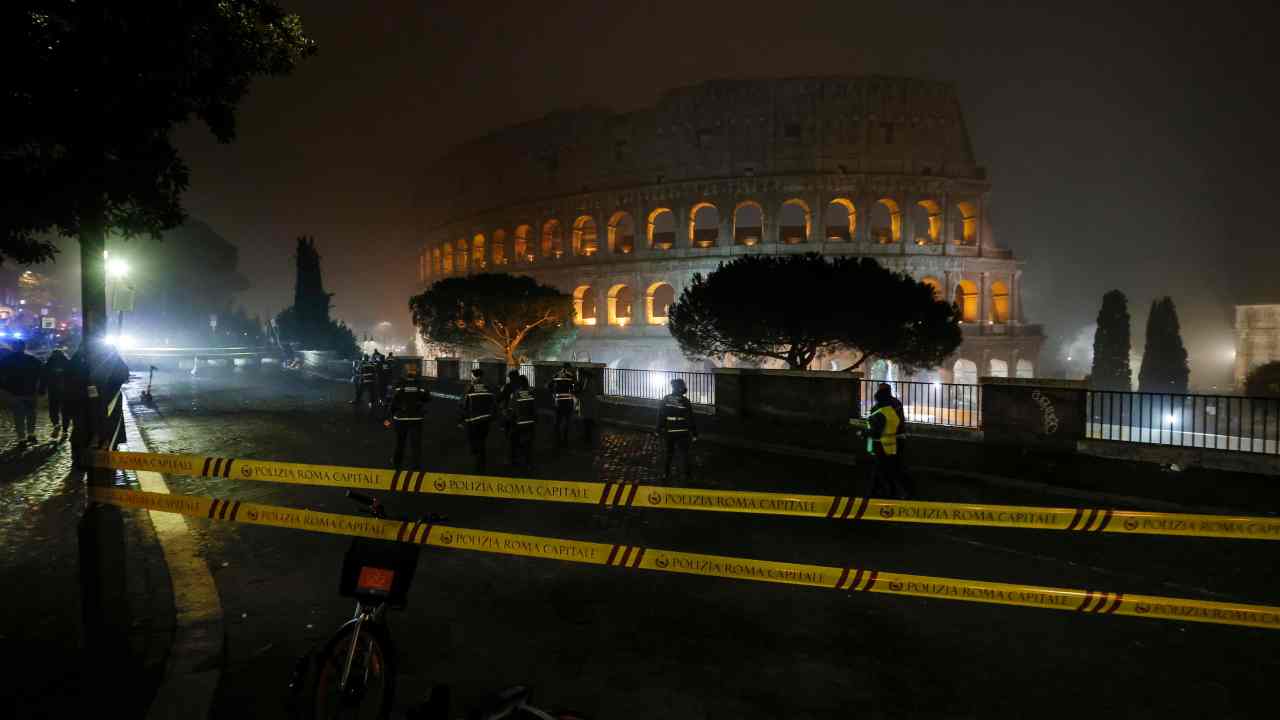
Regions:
[[91, 450, 1280, 541], [89, 485, 1280, 630]]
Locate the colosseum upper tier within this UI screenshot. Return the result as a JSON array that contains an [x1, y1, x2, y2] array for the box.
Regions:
[[416, 76, 1043, 382]]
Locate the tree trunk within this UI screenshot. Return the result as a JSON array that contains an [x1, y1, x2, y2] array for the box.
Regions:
[[80, 209, 109, 346]]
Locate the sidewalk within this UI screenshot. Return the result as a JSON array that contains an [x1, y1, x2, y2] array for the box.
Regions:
[[0, 391, 173, 719]]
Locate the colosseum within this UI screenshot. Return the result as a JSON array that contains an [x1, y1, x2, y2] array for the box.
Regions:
[[415, 76, 1044, 383]]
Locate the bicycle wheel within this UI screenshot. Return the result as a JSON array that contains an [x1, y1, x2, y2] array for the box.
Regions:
[[310, 620, 396, 720]]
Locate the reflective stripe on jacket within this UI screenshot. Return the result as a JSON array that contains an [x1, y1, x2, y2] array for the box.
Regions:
[[866, 404, 901, 456]]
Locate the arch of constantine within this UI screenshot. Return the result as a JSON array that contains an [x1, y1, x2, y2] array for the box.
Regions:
[[416, 76, 1043, 381]]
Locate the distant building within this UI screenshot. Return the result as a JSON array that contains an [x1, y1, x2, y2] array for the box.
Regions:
[[1234, 304, 1280, 388], [415, 76, 1044, 380]]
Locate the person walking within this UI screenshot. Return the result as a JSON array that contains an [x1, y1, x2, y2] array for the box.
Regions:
[[350, 354, 377, 408], [863, 382, 909, 499], [0, 340, 43, 447], [575, 369, 598, 448], [496, 368, 521, 438], [547, 363, 576, 448], [384, 362, 430, 471], [507, 375, 537, 473], [39, 346, 72, 441], [459, 368, 496, 473], [655, 377, 698, 482]]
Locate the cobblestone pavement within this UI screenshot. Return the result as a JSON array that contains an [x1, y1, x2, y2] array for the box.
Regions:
[[112, 368, 1280, 717], [0, 384, 171, 719]]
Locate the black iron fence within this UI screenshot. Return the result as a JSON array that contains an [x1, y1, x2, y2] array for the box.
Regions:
[[860, 379, 982, 429], [604, 368, 715, 405], [1087, 390, 1280, 455]]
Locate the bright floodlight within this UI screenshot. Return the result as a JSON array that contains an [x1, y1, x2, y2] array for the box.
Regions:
[[103, 335, 137, 349], [107, 257, 130, 279], [1164, 413, 1178, 425]]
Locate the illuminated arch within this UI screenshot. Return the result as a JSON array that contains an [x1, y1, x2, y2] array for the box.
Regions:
[[513, 224, 533, 262], [541, 219, 563, 259], [732, 200, 764, 246], [989, 358, 1009, 378], [608, 211, 635, 255], [953, 279, 978, 322], [441, 244, 454, 274], [455, 237, 468, 273], [1016, 359, 1035, 379], [779, 198, 811, 244], [471, 233, 486, 269], [953, 201, 978, 245], [607, 284, 635, 326], [645, 282, 676, 325], [573, 285, 597, 326], [431, 246, 442, 276], [825, 198, 856, 241], [647, 208, 675, 250], [491, 229, 507, 266], [913, 199, 943, 245], [990, 280, 1010, 323], [570, 215, 598, 257], [953, 358, 978, 385], [920, 276, 943, 301], [871, 198, 902, 244], [688, 202, 720, 248]]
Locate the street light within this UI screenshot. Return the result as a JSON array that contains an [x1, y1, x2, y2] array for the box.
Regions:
[[107, 257, 130, 279]]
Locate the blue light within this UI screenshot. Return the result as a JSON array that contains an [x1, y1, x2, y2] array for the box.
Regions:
[[11, 332, 22, 340], [0, 331, 7, 338]]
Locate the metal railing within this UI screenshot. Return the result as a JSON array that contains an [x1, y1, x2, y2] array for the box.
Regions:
[[421, 358, 437, 378], [604, 368, 715, 405], [1087, 391, 1280, 455], [861, 379, 982, 429], [518, 364, 535, 385]]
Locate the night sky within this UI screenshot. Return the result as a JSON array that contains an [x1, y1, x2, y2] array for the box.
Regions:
[[163, 0, 1277, 387]]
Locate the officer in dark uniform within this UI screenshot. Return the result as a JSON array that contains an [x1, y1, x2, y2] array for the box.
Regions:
[[372, 349, 390, 408], [350, 354, 377, 407], [39, 346, 72, 440], [384, 362, 430, 471], [459, 368, 496, 473], [862, 383, 908, 499], [655, 377, 698, 482], [547, 362, 576, 448], [507, 375, 537, 473]]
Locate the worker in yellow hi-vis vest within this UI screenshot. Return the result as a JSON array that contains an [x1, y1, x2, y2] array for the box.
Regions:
[[864, 382, 910, 499]]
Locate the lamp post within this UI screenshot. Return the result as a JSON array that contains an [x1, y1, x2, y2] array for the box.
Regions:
[[106, 255, 131, 338]]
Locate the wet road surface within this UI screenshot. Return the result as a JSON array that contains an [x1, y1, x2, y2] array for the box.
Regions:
[[122, 367, 1279, 718]]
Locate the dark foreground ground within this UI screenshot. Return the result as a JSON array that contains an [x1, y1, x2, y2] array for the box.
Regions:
[[4, 365, 1279, 718]]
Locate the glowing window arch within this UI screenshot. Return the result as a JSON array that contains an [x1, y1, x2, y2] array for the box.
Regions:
[[541, 219, 563, 259], [914, 199, 943, 245], [572, 215, 598, 256], [471, 234, 486, 270], [990, 281, 1010, 323], [454, 237, 468, 273], [647, 208, 675, 250], [989, 358, 1009, 378], [872, 198, 902, 244], [733, 201, 764, 246], [779, 198, 811, 244], [573, 285, 597, 325], [953, 279, 978, 322], [954, 201, 978, 245], [492, 229, 507, 265], [1016, 359, 1035, 379], [607, 284, 634, 326], [608, 211, 635, 255], [513, 225, 533, 262], [645, 282, 675, 325], [688, 202, 719, 248], [825, 198, 856, 241], [953, 358, 978, 385]]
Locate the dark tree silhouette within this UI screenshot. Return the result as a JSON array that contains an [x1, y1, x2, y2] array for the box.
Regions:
[[275, 237, 358, 357], [409, 274, 573, 365], [1091, 290, 1132, 391], [667, 254, 960, 371], [0, 2, 314, 340], [1138, 297, 1190, 393], [1245, 362, 1280, 398]]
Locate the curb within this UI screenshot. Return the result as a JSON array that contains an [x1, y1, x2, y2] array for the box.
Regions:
[[123, 394, 225, 720]]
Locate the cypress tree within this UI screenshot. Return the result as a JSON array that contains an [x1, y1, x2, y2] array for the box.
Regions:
[[1138, 297, 1190, 393], [1091, 290, 1132, 391]]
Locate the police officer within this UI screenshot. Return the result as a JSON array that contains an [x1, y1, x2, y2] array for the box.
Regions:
[[39, 346, 72, 441], [373, 350, 391, 408], [497, 368, 521, 437], [384, 362, 430, 471], [863, 383, 908, 499], [655, 377, 698, 482], [459, 368, 496, 473], [547, 362, 576, 448], [507, 375, 537, 473], [350, 354, 377, 407]]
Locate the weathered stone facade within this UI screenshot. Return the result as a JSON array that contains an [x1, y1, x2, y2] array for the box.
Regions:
[[416, 76, 1043, 380], [1234, 305, 1280, 388]]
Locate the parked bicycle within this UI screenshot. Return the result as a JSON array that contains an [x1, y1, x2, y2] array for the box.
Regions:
[[289, 490, 441, 720]]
